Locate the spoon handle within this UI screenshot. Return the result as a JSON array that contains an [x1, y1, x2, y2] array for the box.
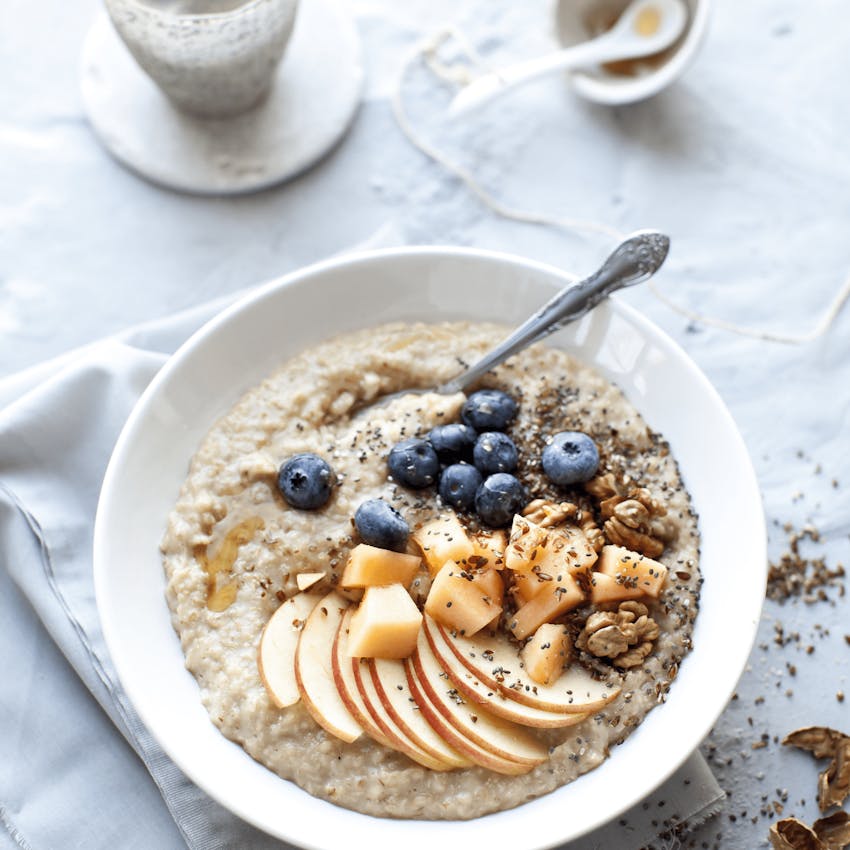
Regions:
[[448, 38, 616, 116], [438, 230, 670, 395]]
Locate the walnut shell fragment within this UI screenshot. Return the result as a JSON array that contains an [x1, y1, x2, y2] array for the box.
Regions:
[[813, 812, 850, 849], [770, 818, 826, 850], [783, 727, 850, 812], [769, 813, 850, 850]]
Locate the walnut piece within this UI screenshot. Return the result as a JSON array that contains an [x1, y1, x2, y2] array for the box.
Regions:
[[604, 517, 665, 559], [576, 600, 660, 669], [770, 813, 850, 850], [585, 474, 672, 558], [813, 812, 850, 849], [770, 818, 826, 850], [584, 472, 618, 500], [522, 499, 578, 528], [783, 727, 850, 812], [577, 509, 605, 553]]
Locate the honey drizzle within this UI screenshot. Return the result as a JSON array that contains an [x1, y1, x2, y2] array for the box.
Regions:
[[194, 516, 265, 612], [584, 6, 676, 78]]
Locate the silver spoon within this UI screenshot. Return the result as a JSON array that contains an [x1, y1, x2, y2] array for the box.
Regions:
[[366, 229, 670, 411]]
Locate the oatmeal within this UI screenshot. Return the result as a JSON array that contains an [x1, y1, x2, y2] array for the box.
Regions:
[[161, 321, 701, 820]]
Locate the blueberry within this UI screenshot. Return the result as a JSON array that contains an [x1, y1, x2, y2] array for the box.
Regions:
[[541, 431, 599, 486], [428, 423, 477, 462], [472, 431, 518, 475], [438, 463, 483, 511], [278, 453, 334, 510], [474, 473, 527, 528], [387, 437, 440, 488], [461, 389, 518, 432], [354, 499, 410, 551]]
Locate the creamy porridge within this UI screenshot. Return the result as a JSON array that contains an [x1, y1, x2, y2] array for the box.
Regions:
[[161, 321, 700, 820]]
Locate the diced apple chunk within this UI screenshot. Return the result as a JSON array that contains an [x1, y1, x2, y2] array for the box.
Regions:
[[424, 562, 503, 637], [596, 545, 667, 599], [340, 544, 421, 589], [521, 623, 573, 686], [476, 568, 505, 631], [296, 572, 324, 591], [470, 530, 507, 570], [412, 513, 475, 577], [589, 571, 641, 604], [346, 584, 422, 659], [509, 573, 585, 640], [506, 517, 597, 576], [513, 570, 557, 603]]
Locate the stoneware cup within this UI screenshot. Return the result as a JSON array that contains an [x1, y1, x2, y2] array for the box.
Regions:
[[105, 0, 299, 118]]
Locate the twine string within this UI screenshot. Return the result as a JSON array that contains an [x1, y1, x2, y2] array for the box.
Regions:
[[391, 28, 850, 344]]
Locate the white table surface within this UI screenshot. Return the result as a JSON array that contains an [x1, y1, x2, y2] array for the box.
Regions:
[[2, 0, 849, 848]]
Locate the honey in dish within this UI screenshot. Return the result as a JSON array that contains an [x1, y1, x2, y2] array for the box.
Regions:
[[584, 3, 681, 77]]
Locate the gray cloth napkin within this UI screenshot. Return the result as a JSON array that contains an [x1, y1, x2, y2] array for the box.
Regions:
[[0, 294, 724, 850]]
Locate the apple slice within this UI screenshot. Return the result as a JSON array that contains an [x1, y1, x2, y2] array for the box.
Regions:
[[506, 516, 597, 576], [422, 616, 588, 729], [296, 572, 324, 591], [368, 657, 471, 769], [350, 653, 452, 771], [331, 609, 397, 749], [521, 623, 573, 686], [258, 591, 323, 708], [346, 583, 422, 659], [434, 617, 620, 714], [424, 562, 502, 637], [596, 545, 668, 598], [470, 529, 507, 569], [412, 512, 475, 576], [411, 630, 548, 767], [294, 592, 363, 743], [340, 544, 421, 589], [508, 572, 585, 640], [404, 657, 535, 776]]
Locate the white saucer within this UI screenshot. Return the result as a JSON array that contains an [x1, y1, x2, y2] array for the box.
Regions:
[[80, 0, 363, 195]]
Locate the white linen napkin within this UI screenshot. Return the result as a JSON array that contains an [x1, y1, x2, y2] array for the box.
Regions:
[[0, 293, 724, 850]]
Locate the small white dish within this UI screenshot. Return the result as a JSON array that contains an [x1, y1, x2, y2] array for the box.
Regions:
[[94, 246, 765, 849], [80, 0, 362, 195], [554, 0, 710, 105]]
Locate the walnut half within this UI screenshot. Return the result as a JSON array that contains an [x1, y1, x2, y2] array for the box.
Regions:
[[575, 601, 660, 669], [522, 499, 578, 529], [585, 474, 673, 559]]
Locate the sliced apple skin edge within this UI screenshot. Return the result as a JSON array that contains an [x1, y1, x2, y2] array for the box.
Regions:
[[350, 651, 453, 771], [403, 656, 535, 776], [368, 657, 471, 769], [257, 592, 323, 709], [433, 618, 621, 714], [422, 617, 589, 730], [293, 592, 363, 744], [412, 633, 548, 767], [330, 609, 397, 750]]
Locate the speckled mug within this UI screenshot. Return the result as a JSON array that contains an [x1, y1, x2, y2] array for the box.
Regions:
[[105, 0, 299, 118]]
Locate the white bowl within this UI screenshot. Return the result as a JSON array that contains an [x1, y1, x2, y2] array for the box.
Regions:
[[94, 247, 765, 849], [554, 0, 711, 105]]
